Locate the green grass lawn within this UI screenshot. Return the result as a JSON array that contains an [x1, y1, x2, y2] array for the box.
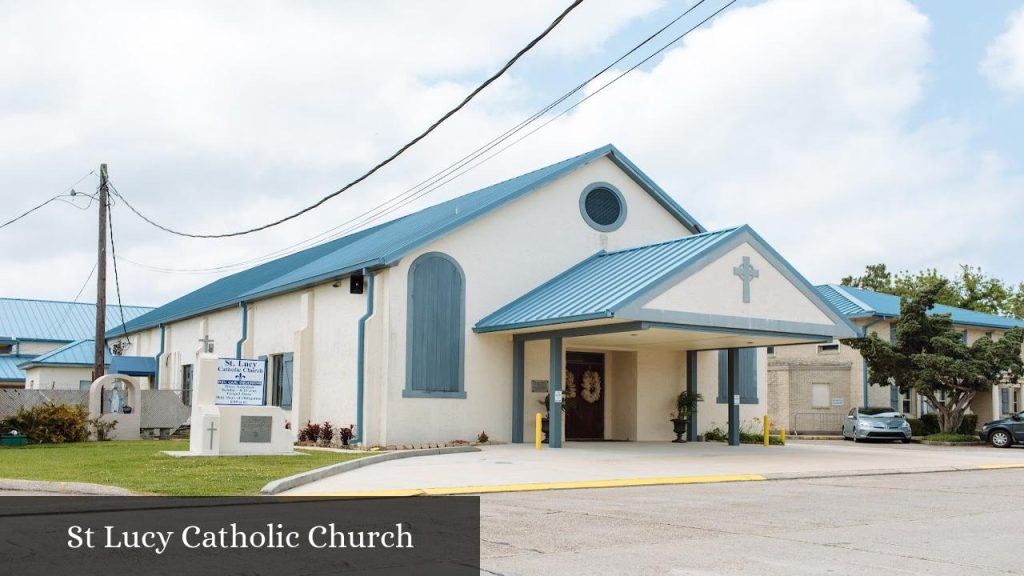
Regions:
[[920, 433, 982, 443], [0, 440, 368, 496]]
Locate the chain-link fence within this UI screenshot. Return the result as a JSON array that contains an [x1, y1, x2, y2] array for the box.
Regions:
[[0, 389, 190, 435]]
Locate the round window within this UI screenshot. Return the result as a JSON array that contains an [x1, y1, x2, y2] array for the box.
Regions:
[[579, 183, 626, 232]]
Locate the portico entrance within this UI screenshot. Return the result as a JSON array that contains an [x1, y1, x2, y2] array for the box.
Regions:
[[565, 352, 605, 440], [475, 225, 861, 448]]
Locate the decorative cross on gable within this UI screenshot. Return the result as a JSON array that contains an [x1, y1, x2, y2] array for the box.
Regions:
[[733, 256, 759, 303]]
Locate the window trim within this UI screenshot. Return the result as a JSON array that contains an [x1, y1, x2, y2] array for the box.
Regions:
[[817, 342, 841, 355], [404, 252, 467, 399], [181, 364, 193, 407], [268, 353, 293, 409], [579, 182, 627, 233]]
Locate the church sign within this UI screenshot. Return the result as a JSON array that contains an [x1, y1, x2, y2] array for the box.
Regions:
[[215, 358, 267, 406]]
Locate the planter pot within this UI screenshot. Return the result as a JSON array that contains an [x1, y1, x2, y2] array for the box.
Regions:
[[670, 418, 688, 443], [541, 417, 550, 443], [1, 435, 28, 447]]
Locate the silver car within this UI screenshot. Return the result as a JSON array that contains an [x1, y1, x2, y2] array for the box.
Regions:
[[842, 407, 912, 443]]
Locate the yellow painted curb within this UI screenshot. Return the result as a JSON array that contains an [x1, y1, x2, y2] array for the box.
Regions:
[[304, 474, 766, 497], [978, 463, 1024, 470]]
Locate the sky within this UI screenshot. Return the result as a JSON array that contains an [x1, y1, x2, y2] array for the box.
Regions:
[[1, 0, 1023, 309]]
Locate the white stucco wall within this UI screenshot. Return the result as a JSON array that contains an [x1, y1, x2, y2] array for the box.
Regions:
[[694, 348, 770, 435], [127, 282, 367, 437], [17, 341, 64, 356], [635, 350, 685, 441], [24, 365, 93, 390], [373, 155, 696, 445], [644, 242, 833, 326]]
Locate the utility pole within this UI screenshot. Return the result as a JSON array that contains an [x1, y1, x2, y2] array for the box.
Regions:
[[92, 164, 108, 382]]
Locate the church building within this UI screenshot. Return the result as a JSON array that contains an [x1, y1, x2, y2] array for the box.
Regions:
[[108, 145, 858, 447]]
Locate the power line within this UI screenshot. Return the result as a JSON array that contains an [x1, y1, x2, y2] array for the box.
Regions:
[[34, 261, 98, 339], [107, 200, 131, 346], [115, 0, 720, 275], [0, 171, 96, 230], [109, 0, 586, 239]]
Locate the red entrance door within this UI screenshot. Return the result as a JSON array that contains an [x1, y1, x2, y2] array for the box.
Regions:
[[565, 352, 605, 440]]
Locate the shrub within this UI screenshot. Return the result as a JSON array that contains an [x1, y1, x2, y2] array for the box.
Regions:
[[921, 433, 980, 443], [2, 403, 89, 444], [88, 417, 118, 441], [477, 430, 489, 444], [319, 421, 335, 446], [298, 421, 321, 443], [920, 413, 940, 435], [740, 432, 784, 445], [907, 418, 925, 437], [337, 424, 355, 446], [957, 414, 979, 435], [704, 427, 727, 442]]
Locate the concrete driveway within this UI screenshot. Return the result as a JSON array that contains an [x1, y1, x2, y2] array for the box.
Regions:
[[280, 440, 1024, 495]]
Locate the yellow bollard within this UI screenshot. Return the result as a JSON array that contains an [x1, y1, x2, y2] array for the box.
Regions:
[[780, 427, 786, 445], [763, 414, 770, 447], [535, 413, 542, 450]]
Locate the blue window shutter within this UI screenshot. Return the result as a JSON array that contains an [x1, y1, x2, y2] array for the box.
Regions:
[[281, 352, 294, 409], [407, 254, 465, 395], [716, 350, 727, 403], [258, 355, 268, 406], [1001, 388, 1010, 415], [890, 384, 898, 409], [739, 349, 758, 404]]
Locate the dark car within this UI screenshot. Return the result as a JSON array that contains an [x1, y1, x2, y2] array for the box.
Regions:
[[980, 411, 1024, 448]]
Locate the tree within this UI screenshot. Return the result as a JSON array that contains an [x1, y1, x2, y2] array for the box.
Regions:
[[842, 263, 1023, 319], [844, 282, 1024, 433]]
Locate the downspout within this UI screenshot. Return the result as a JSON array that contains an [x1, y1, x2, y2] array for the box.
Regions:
[[154, 324, 165, 389], [236, 301, 249, 359], [354, 269, 375, 445], [860, 316, 885, 408]]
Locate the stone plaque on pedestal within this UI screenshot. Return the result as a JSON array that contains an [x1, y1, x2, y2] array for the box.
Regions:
[[240, 415, 272, 443]]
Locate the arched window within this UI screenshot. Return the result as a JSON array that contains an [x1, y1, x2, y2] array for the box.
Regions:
[[405, 252, 466, 398]]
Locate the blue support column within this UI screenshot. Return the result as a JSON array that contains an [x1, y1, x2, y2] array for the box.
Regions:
[[686, 350, 698, 442], [512, 338, 525, 443], [727, 348, 740, 446], [549, 337, 563, 448]]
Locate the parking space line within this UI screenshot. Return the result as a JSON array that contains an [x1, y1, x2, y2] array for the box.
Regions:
[[299, 474, 767, 497], [978, 463, 1024, 470]]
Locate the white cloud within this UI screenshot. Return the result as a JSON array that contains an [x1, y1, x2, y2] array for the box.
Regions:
[[982, 6, 1024, 95], [1, 0, 1022, 310]]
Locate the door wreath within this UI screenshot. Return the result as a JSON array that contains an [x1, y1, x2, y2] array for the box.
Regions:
[[581, 370, 601, 403]]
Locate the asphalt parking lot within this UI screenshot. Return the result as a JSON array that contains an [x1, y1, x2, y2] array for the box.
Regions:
[[479, 467, 1024, 576]]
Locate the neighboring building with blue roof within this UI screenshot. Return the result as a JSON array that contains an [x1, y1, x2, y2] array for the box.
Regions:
[[107, 145, 859, 447], [769, 284, 1024, 434], [17, 339, 110, 390], [0, 298, 153, 388]]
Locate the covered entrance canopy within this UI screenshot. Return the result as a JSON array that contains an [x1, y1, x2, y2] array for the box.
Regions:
[[475, 226, 859, 447]]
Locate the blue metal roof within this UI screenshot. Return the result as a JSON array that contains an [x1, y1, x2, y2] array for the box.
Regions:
[[0, 355, 36, 381], [17, 339, 109, 369], [112, 144, 706, 336], [476, 228, 740, 331], [817, 284, 1024, 330], [0, 298, 153, 342]]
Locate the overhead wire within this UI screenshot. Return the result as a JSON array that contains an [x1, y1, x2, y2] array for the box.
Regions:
[[106, 198, 131, 347], [0, 171, 97, 230], [107, 0, 587, 239], [116, 0, 724, 275]]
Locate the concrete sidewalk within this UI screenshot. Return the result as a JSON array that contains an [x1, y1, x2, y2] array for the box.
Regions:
[[280, 440, 1024, 496]]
